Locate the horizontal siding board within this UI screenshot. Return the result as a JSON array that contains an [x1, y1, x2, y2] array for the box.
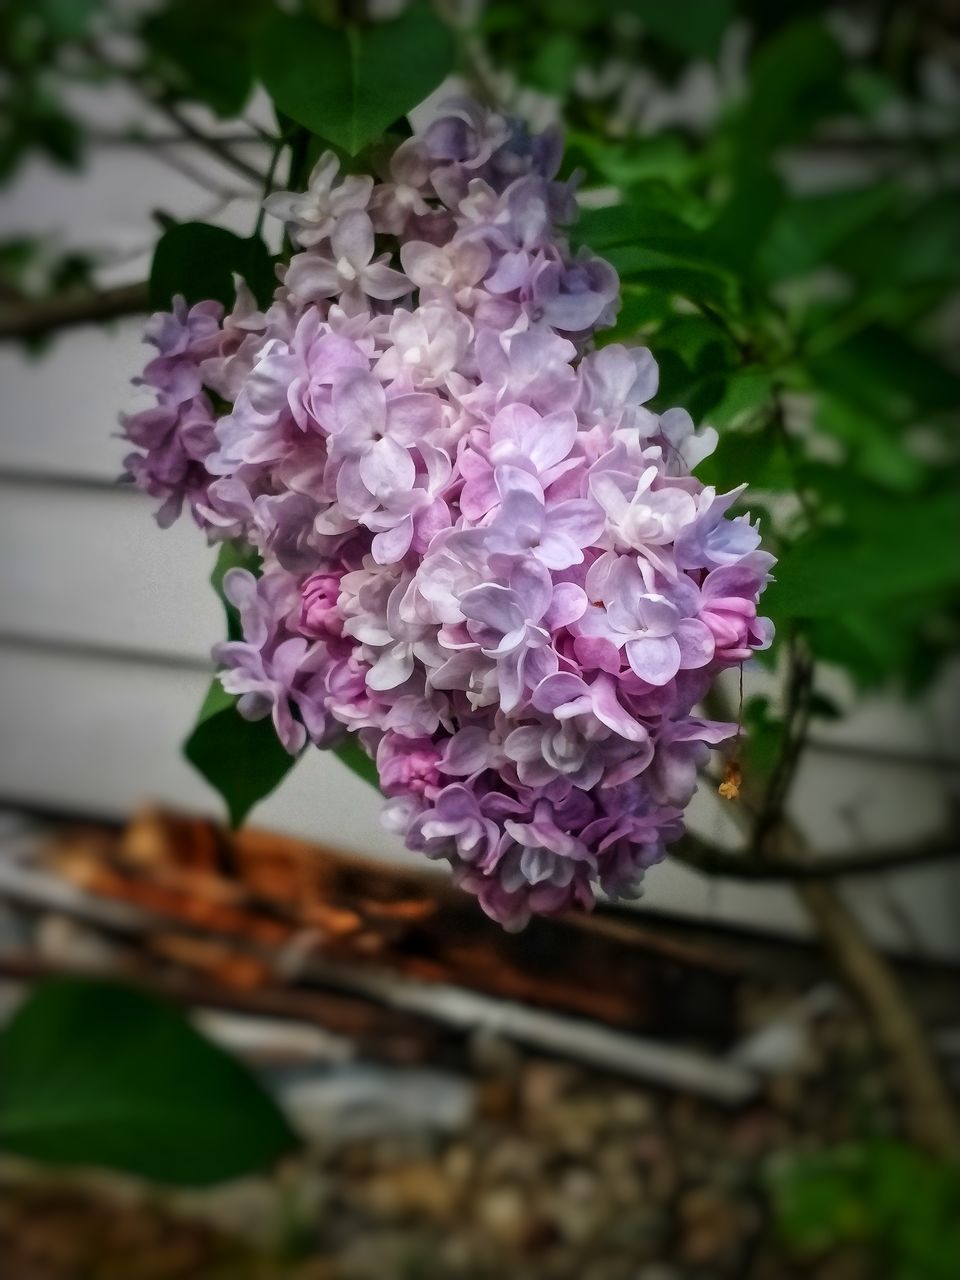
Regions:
[[1, 643, 958, 958], [0, 321, 145, 480], [0, 481, 221, 661], [0, 643, 403, 862]]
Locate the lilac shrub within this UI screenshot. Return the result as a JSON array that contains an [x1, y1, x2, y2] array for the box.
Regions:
[[122, 97, 774, 930]]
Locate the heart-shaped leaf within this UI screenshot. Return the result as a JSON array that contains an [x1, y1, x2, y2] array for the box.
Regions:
[[257, 6, 454, 156], [184, 678, 299, 829], [0, 978, 299, 1186], [150, 222, 275, 311]]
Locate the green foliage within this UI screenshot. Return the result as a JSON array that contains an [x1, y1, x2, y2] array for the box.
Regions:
[[546, 7, 960, 694], [334, 734, 380, 791], [183, 679, 299, 828], [257, 5, 454, 156], [149, 222, 275, 311], [0, 0, 102, 176], [143, 0, 257, 118], [0, 978, 299, 1186], [736, 20, 847, 159], [623, 0, 734, 59], [772, 1142, 960, 1280], [210, 540, 262, 641], [183, 543, 298, 827], [766, 492, 960, 621]]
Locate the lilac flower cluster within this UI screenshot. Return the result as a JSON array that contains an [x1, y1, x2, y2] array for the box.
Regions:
[[122, 97, 774, 930]]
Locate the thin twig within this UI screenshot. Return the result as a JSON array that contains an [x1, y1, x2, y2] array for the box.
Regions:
[[805, 737, 960, 775], [90, 131, 270, 148], [255, 135, 287, 239], [82, 40, 268, 187], [754, 637, 814, 852], [147, 94, 267, 186], [669, 829, 959, 883]]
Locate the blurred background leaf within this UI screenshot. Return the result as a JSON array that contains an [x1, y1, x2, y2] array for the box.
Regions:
[[0, 978, 299, 1185]]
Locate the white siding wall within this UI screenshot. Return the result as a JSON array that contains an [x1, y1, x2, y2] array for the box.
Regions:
[[1, 92, 957, 957]]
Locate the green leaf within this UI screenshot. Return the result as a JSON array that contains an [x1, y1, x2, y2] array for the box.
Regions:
[[738, 20, 846, 157], [759, 185, 899, 282], [257, 6, 454, 156], [37, 0, 102, 39], [0, 978, 298, 1186], [653, 313, 737, 372], [703, 369, 774, 429], [596, 283, 674, 345], [143, 0, 255, 118], [528, 33, 579, 97], [149, 223, 275, 311], [604, 244, 738, 311], [808, 327, 960, 417], [574, 194, 701, 250], [815, 393, 925, 493], [742, 695, 783, 775], [697, 427, 793, 492], [771, 1142, 960, 1279], [333, 735, 380, 790], [765, 491, 960, 619], [211, 541, 261, 641], [184, 679, 299, 829], [564, 131, 696, 189], [623, 0, 733, 58], [706, 168, 785, 275]]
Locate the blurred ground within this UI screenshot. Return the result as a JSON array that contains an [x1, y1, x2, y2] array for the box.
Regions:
[[0, 964, 937, 1280], [2, 810, 958, 1280]]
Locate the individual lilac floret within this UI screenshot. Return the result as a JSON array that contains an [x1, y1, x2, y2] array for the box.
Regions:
[[122, 94, 776, 929], [121, 296, 225, 526], [264, 151, 373, 247]]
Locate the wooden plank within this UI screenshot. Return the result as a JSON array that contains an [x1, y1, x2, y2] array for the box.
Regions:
[[31, 809, 743, 1040]]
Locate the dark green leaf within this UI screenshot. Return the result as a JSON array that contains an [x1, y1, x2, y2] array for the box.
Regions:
[[706, 169, 784, 275], [765, 492, 960, 619], [574, 194, 701, 251], [149, 223, 275, 311], [605, 244, 738, 311], [0, 978, 298, 1186], [257, 6, 454, 156], [759, 185, 899, 282], [697, 426, 793, 491], [596, 283, 674, 345], [742, 695, 783, 775], [807, 691, 842, 721], [815, 393, 925, 493], [739, 20, 846, 156], [703, 369, 774, 429], [37, 0, 102, 39], [211, 541, 261, 642], [845, 67, 897, 118], [529, 33, 579, 97], [808, 328, 960, 418], [143, 0, 255, 118], [623, 0, 733, 58], [334, 735, 380, 790], [184, 680, 299, 828], [653, 313, 737, 371]]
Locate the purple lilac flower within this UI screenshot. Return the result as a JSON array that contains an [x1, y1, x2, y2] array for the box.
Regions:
[[121, 95, 776, 929]]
